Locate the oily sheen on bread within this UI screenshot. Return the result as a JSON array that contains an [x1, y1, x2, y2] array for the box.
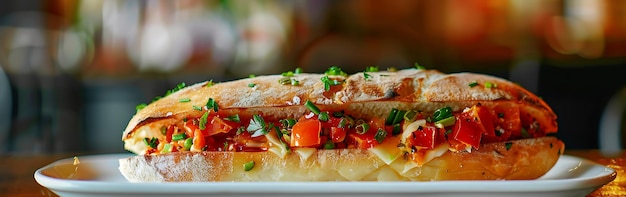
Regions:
[[119, 68, 563, 182]]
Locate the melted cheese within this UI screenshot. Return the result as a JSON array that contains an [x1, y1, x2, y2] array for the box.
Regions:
[[266, 130, 290, 158], [368, 135, 402, 165], [294, 148, 317, 161], [124, 125, 160, 155]]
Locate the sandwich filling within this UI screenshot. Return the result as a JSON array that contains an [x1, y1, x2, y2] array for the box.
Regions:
[[131, 100, 555, 166]]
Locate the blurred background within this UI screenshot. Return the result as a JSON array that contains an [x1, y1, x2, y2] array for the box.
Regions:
[[1, 0, 625, 154]]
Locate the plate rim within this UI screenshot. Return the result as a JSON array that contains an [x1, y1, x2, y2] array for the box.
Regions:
[[34, 154, 617, 194]]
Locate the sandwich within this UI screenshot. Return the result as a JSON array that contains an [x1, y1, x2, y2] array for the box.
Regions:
[[119, 66, 564, 182]]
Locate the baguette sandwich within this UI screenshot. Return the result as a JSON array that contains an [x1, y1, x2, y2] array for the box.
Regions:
[[119, 67, 564, 182]]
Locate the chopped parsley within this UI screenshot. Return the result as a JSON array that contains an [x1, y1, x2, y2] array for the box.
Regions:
[[247, 114, 268, 137], [324, 66, 347, 76], [365, 66, 379, 72], [224, 114, 241, 123], [206, 98, 218, 112], [178, 98, 191, 103], [414, 62, 426, 70], [505, 142, 513, 150]]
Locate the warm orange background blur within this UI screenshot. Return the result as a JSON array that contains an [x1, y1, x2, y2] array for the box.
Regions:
[[1, 0, 626, 154]]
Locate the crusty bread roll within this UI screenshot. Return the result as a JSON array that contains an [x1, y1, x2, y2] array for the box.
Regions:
[[120, 137, 563, 182], [119, 68, 563, 182]]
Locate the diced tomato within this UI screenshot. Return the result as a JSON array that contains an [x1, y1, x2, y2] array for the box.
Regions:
[[451, 113, 482, 148], [202, 116, 237, 136], [165, 125, 174, 143], [347, 132, 377, 149], [330, 127, 346, 143], [290, 118, 322, 147], [407, 125, 438, 150], [469, 105, 495, 136], [192, 129, 206, 151]]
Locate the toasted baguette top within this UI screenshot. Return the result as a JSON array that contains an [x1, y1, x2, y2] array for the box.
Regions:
[[123, 69, 556, 142]]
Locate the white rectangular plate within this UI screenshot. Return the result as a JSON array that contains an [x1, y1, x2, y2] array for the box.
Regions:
[[35, 154, 616, 197]]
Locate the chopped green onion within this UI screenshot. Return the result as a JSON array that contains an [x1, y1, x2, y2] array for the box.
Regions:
[[392, 110, 406, 125], [166, 82, 186, 96], [433, 106, 453, 122], [178, 98, 191, 103], [205, 80, 215, 87], [225, 114, 241, 123], [392, 124, 402, 135], [236, 127, 246, 135], [143, 137, 158, 149], [387, 67, 397, 72], [160, 126, 167, 135], [318, 112, 330, 122], [183, 117, 188, 122], [338, 116, 354, 129], [325, 66, 347, 76], [172, 133, 187, 141], [355, 122, 370, 134], [321, 76, 331, 91], [323, 140, 335, 149], [485, 82, 494, 89], [278, 77, 291, 85], [445, 129, 453, 136], [223, 141, 229, 151], [434, 116, 456, 128], [294, 67, 303, 74], [414, 62, 425, 70], [192, 105, 202, 111], [305, 100, 321, 115], [404, 110, 418, 122], [332, 111, 344, 117], [282, 71, 294, 77], [184, 138, 193, 150], [244, 161, 255, 171], [248, 83, 256, 87], [161, 143, 172, 153], [365, 66, 379, 72], [136, 103, 147, 112], [468, 81, 479, 88], [206, 98, 218, 112], [385, 109, 399, 125], [291, 78, 299, 86], [505, 142, 513, 150], [374, 128, 388, 144], [280, 118, 297, 128], [199, 112, 209, 130], [248, 74, 256, 78], [364, 73, 372, 80]]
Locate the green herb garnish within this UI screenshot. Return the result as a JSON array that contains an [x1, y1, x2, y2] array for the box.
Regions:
[[244, 160, 255, 171], [468, 81, 479, 88], [505, 142, 513, 150], [305, 100, 321, 115], [247, 114, 267, 137], [432, 106, 453, 122], [374, 128, 388, 144], [199, 112, 209, 130]]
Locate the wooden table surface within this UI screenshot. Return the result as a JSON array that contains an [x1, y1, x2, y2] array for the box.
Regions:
[[1, 150, 624, 197]]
